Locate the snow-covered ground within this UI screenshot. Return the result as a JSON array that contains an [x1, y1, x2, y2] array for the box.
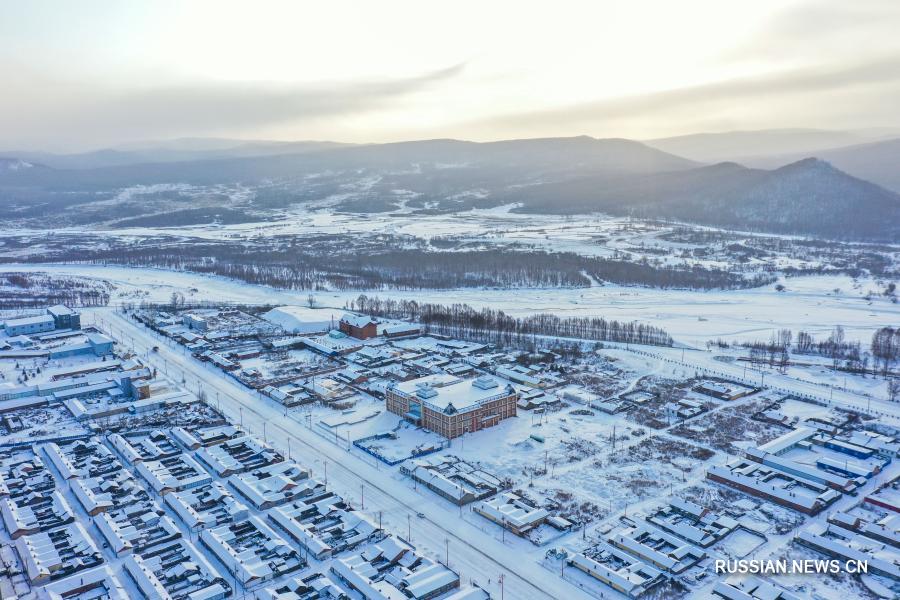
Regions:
[[0, 221, 895, 599], [1, 263, 895, 346], [2, 278, 895, 598], [87, 308, 592, 600]]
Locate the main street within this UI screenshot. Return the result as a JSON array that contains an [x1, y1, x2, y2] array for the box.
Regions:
[[89, 307, 594, 600]]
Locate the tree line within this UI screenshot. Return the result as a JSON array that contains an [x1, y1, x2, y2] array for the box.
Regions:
[[29, 237, 771, 291], [730, 325, 899, 378], [347, 295, 674, 347], [0, 273, 110, 309]]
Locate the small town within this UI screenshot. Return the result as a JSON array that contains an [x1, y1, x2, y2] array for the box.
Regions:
[[1, 4, 899, 598], [0, 301, 896, 599]]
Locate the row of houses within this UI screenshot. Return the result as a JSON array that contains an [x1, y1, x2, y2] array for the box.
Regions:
[[400, 456, 503, 506], [153, 423, 486, 598], [4, 411, 489, 599], [706, 426, 892, 515], [329, 536, 481, 600], [138, 305, 530, 440], [0, 353, 189, 427]]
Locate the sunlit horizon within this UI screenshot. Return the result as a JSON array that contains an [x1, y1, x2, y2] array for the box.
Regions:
[[2, 0, 899, 151]]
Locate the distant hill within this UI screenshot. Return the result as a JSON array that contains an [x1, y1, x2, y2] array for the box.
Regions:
[[0, 136, 896, 241], [645, 128, 900, 194], [0, 136, 698, 188], [740, 138, 900, 194], [644, 128, 869, 163], [0, 139, 350, 170], [511, 158, 900, 241]]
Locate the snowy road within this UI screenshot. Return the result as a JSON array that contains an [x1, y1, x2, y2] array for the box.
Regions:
[[89, 307, 592, 600]]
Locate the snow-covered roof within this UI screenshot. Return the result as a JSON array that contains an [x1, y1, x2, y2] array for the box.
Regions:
[[757, 426, 816, 454], [47, 305, 77, 317], [263, 306, 332, 334], [200, 516, 301, 584], [195, 435, 281, 477], [40, 566, 129, 600], [229, 461, 312, 509], [383, 323, 420, 335], [0, 491, 74, 538], [15, 522, 100, 583], [5, 314, 54, 327], [136, 454, 212, 494], [608, 525, 706, 574], [340, 313, 377, 328], [169, 482, 248, 529], [392, 374, 515, 413], [474, 492, 549, 530], [403, 562, 459, 598], [123, 538, 226, 599], [567, 546, 662, 596]]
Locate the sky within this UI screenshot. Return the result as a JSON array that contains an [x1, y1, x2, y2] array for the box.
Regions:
[[2, 0, 899, 151]]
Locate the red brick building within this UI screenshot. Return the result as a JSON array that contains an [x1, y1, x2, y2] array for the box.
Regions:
[[338, 313, 377, 340], [386, 374, 518, 439]]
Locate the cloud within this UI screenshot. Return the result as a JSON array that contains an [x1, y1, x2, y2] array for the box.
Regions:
[[725, 0, 900, 62], [465, 56, 900, 138], [0, 63, 465, 151]]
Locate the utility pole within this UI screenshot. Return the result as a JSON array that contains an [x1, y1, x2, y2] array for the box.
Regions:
[[407, 513, 411, 541], [361, 483, 365, 510], [445, 538, 449, 565], [239, 407, 243, 428]]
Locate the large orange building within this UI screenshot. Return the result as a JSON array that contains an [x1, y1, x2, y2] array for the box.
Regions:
[[386, 374, 518, 439]]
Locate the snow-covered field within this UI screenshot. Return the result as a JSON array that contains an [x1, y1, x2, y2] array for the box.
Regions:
[[1, 264, 896, 599], [1, 263, 895, 346]]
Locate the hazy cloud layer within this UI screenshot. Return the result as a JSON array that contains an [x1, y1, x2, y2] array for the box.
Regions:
[[0, 63, 464, 150], [1, 1, 898, 150], [469, 56, 900, 139]]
